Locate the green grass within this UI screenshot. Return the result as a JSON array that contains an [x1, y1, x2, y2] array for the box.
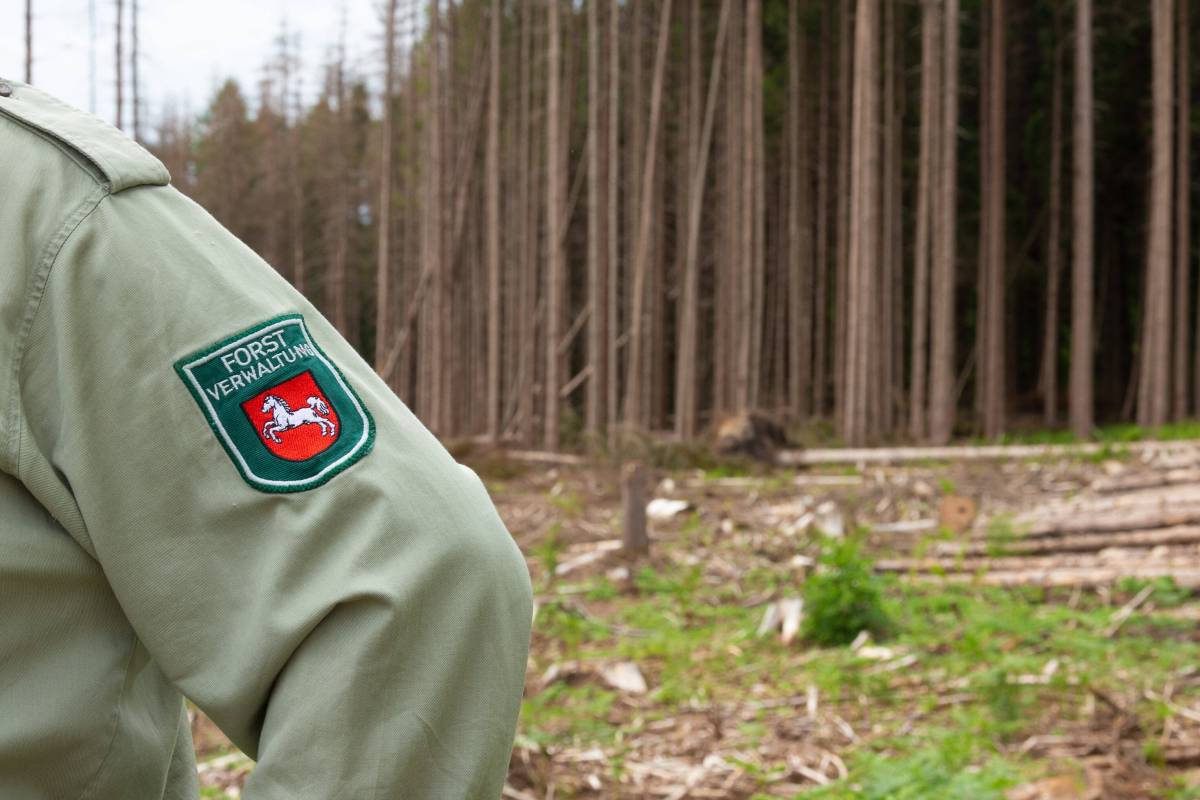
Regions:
[[522, 554, 1200, 797]]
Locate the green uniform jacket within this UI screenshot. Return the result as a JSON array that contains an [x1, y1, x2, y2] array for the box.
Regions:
[[0, 80, 532, 799]]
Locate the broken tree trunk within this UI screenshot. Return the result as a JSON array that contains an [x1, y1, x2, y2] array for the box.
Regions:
[[622, 461, 650, 555]]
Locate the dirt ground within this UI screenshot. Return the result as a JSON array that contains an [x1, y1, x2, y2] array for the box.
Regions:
[[194, 443, 1200, 799]]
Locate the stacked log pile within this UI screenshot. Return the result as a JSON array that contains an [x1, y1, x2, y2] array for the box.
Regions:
[[876, 444, 1200, 588]]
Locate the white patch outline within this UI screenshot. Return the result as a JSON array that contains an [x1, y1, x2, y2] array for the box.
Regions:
[[179, 316, 371, 489]]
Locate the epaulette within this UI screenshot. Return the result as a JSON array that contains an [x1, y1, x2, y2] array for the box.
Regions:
[[0, 79, 170, 193]]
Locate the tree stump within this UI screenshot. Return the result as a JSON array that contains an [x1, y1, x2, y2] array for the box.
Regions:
[[622, 461, 650, 555]]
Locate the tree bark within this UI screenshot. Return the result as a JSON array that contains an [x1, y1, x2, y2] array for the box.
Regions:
[[131, 0, 140, 140], [486, 0, 502, 440], [25, 0, 32, 84], [1138, 0, 1174, 429], [373, 0, 398, 376], [675, 0, 732, 438], [1070, 0, 1095, 438], [813, 1, 832, 417], [929, 0, 959, 445], [1041, 16, 1064, 426], [980, 0, 1006, 438], [841, 0, 879, 446], [623, 0, 674, 428], [786, 0, 812, 419], [910, 0, 941, 440], [1177, 0, 1192, 419], [545, 0, 565, 448], [607, 0, 621, 436], [115, 0, 123, 129], [585, 0, 607, 437]]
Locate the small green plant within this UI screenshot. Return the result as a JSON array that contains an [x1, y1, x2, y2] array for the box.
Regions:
[[984, 515, 1018, 558], [802, 535, 892, 646], [937, 477, 958, 495], [1116, 576, 1192, 608], [531, 523, 565, 578], [549, 487, 584, 518]]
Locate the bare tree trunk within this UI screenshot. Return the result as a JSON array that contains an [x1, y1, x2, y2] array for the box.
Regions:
[[623, 0, 674, 428], [545, 0, 564, 448], [1070, 0, 1095, 437], [813, 0, 832, 417], [879, 0, 899, 435], [516, 0, 536, 442], [929, 0, 959, 445], [374, 0, 398, 376], [607, 0, 621, 436], [621, 462, 650, 554], [585, 0, 606, 437], [910, 0, 940, 440], [486, 0, 502, 440], [833, 0, 852, 426], [744, 0, 766, 411], [1139, 0, 1174, 429], [427, 0, 447, 430], [115, 0, 124, 130], [980, 0, 1006, 438], [675, 0, 732, 438], [131, 0, 140, 140], [842, 0, 879, 446], [89, 0, 96, 112], [1177, 0, 1191, 419], [25, 0, 32, 84], [329, 33, 350, 337], [1041, 17, 1064, 426], [787, 0, 812, 419]]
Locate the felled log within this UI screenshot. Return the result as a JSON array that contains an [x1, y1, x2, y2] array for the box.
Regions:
[[777, 440, 1200, 466], [935, 524, 1200, 557]]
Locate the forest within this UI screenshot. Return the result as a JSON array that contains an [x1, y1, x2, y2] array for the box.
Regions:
[[22, 2, 1200, 796], [127, 0, 1191, 451]]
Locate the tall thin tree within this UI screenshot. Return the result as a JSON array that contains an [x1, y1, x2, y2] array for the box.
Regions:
[[910, 0, 941, 439], [132, 0, 141, 140], [374, 0, 398, 374], [623, 0, 674, 428], [1041, 13, 1065, 426], [1177, 0, 1191, 419], [929, 0, 960, 444], [1138, 0, 1174, 428], [115, 0, 124, 129], [675, 0, 732, 438], [545, 0, 565, 448], [1070, 0, 1095, 437], [980, 0, 1006, 438], [585, 0, 608, 436], [25, 0, 32, 84], [486, 0, 502, 440]]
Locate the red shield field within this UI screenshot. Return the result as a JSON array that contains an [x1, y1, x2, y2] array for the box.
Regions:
[[241, 371, 341, 461]]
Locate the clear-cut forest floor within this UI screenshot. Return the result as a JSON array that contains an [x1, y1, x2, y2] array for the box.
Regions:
[[195, 442, 1200, 799]]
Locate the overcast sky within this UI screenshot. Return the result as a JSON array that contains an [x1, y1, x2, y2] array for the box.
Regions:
[[0, 0, 386, 135]]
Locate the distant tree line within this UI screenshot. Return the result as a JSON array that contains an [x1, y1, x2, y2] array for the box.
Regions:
[[147, 0, 1196, 449]]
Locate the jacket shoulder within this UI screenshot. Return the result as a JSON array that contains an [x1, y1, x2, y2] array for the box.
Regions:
[[0, 81, 170, 193]]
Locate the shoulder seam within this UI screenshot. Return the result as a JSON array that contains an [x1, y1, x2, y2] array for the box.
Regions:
[[5, 185, 111, 476], [0, 112, 108, 190]]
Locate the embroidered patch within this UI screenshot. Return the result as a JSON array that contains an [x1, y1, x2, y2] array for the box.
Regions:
[[174, 314, 375, 492]]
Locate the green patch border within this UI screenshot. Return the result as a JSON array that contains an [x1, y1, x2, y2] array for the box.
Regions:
[[174, 313, 375, 493]]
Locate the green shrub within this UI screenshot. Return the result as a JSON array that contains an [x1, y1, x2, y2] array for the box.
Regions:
[[802, 535, 892, 646]]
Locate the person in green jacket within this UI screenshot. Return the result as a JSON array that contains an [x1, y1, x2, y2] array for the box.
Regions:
[[0, 78, 533, 799]]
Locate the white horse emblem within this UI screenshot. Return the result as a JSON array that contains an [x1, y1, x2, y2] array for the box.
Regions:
[[260, 394, 337, 443]]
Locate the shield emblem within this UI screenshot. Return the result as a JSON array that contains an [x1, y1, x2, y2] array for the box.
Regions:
[[241, 371, 342, 461], [175, 315, 374, 493]]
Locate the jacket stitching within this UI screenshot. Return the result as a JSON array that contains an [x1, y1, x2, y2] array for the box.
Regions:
[[5, 185, 110, 477]]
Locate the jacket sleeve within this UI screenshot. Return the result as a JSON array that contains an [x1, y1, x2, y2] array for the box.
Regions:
[[14, 184, 532, 799]]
